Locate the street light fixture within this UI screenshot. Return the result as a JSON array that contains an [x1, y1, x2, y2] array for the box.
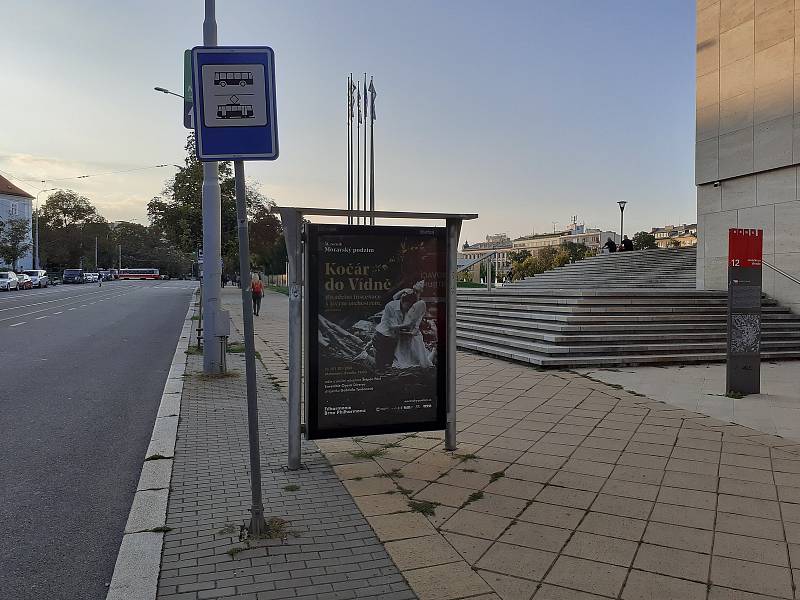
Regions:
[[34, 187, 58, 270], [617, 200, 628, 243], [154, 86, 185, 100]]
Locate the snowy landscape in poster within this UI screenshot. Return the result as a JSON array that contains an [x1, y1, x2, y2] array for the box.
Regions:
[[306, 224, 448, 439]]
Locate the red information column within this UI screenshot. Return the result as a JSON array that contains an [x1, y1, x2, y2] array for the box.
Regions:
[[726, 228, 763, 395]]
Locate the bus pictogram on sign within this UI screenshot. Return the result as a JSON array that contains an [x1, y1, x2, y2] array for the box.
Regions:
[[214, 71, 253, 87], [217, 104, 254, 119]]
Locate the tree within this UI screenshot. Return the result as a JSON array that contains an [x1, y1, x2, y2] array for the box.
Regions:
[[40, 190, 102, 228], [508, 249, 531, 264], [632, 231, 658, 250], [148, 133, 282, 274], [0, 217, 33, 270]]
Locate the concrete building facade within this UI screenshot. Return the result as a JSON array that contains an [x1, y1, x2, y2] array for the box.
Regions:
[[695, 0, 800, 313], [0, 175, 34, 271]]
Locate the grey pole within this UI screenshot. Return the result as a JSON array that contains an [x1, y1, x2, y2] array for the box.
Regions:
[[34, 193, 40, 270], [118, 244, 121, 270], [280, 208, 303, 470], [201, 0, 223, 373], [95, 236, 98, 270], [233, 161, 267, 536], [445, 219, 461, 451]]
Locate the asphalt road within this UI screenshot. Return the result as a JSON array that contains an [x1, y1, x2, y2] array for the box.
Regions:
[[0, 280, 196, 600]]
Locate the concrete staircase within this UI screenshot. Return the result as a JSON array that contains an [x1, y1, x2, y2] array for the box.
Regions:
[[456, 247, 800, 367]]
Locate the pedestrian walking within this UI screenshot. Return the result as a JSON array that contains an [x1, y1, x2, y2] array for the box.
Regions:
[[602, 237, 617, 253], [620, 235, 634, 252], [251, 273, 263, 316]]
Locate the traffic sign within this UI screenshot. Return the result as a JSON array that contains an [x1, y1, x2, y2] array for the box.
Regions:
[[191, 46, 278, 161], [183, 49, 194, 129]]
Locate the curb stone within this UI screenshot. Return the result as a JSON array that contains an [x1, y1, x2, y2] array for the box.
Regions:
[[106, 291, 195, 600]]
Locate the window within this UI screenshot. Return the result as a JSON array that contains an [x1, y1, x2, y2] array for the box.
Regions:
[[9, 202, 18, 216]]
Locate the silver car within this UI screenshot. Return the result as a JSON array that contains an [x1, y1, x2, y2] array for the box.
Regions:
[[23, 269, 49, 288], [0, 271, 20, 291]]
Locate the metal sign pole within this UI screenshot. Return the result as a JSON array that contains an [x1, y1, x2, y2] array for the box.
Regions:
[[280, 208, 304, 470], [445, 218, 461, 451], [233, 161, 267, 536]]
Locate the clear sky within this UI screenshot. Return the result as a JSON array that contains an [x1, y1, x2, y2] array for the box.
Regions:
[[0, 0, 696, 243]]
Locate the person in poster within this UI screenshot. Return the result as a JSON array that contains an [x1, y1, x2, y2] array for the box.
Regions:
[[307, 225, 447, 439]]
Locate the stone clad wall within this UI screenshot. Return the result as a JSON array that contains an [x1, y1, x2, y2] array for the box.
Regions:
[[695, 0, 800, 314]]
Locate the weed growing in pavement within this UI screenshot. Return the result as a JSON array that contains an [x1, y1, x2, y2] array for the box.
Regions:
[[283, 484, 300, 492], [377, 469, 404, 479], [226, 546, 246, 558], [146, 526, 173, 533], [190, 315, 200, 320], [185, 346, 203, 355], [458, 453, 478, 462], [226, 342, 246, 353], [462, 468, 476, 473], [407, 500, 439, 517], [144, 453, 168, 461], [726, 390, 745, 399], [397, 486, 413, 497], [352, 476, 363, 481], [348, 448, 386, 460], [193, 371, 239, 380], [490, 471, 505, 482], [218, 524, 238, 535], [463, 491, 484, 507]]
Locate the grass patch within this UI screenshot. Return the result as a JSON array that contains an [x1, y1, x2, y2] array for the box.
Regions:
[[283, 484, 300, 492], [726, 390, 745, 399], [490, 471, 505, 482], [407, 500, 439, 517], [185, 346, 203, 355], [348, 448, 387, 460], [144, 453, 168, 461], [463, 491, 484, 507], [190, 315, 200, 321], [227, 342, 246, 353], [194, 371, 239, 380], [226, 546, 246, 558], [266, 284, 289, 295]]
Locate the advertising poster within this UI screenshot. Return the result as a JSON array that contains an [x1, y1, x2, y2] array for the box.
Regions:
[[306, 224, 448, 439]]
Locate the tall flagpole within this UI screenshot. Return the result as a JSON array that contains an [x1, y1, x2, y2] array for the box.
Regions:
[[347, 76, 351, 224], [349, 75, 356, 225], [356, 84, 361, 225], [369, 76, 376, 226], [363, 73, 367, 227]]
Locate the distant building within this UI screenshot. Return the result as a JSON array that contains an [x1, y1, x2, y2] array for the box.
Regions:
[[650, 224, 698, 248], [0, 174, 34, 270], [460, 235, 513, 281], [512, 227, 618, 253]]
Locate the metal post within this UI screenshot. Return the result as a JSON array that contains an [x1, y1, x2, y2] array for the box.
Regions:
[[280, 208, 303, 470], [445, 219, 461, 451], [118, 244, 121, 270], [233, 161, 267, 536], [34, 194, 40, 270], [201, 0, 223, 374], [95, 236, 98, 270]]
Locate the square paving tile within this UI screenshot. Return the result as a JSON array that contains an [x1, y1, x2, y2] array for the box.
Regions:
[[352, 492, 412, 517], [498, 521, 571, 553], [484, 477, 544, 500], [562, 531, 638, 567], [533, 584, 608, 599], [466, 492, 528, 518], [544, 555, 627, 597], [710, 555, 794, 598], [713, 532, 789, 567], [414, 482, 476, 507], [477, 570, 539, 600], [578, 512, 647, 541], [442, 532, 493, 565], [535, 485, 596, 509], [476, 541, 556, 581], [404, 560, 493, 600], [366, 512, 437, 542], [642, 521, 713, 554], [441, 508, 512, 540], [632, 543, 709, 582], [518, 502, 586, 530], [621, 569, 706, 600], [385, 534, 461, 570]]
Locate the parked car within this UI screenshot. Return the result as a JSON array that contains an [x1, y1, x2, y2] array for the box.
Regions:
[[99, 270, 113, 281], [16, 273, 33, 290], [0, 271, 20, 291], [23, 269, 49, 288], [62, 269, 85, 284], [84, 272, 100, 283]]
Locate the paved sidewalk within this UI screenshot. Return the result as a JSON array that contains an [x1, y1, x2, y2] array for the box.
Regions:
[[222, 288, 800, 600], [577, 362, 800, 442], [156, 300, 415, 599]]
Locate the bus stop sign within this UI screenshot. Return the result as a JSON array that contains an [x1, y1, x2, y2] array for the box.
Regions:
[[191, 46, 278, 161]]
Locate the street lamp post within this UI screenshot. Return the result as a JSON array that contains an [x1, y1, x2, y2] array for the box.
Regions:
[[34, 187, 57, 270], [617, 200, 628, 243]]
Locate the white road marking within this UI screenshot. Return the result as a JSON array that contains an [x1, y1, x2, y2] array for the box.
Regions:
[[68, 308, 76, 311], [9, 322, 25, 327], [53, 311, 63, 315], [35, 315, 48, 320]]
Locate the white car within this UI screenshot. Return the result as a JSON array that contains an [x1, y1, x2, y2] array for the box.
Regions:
[[84, 273, 100, 283], [23, 269, 49, 288], [0, 271, 20, 291]]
